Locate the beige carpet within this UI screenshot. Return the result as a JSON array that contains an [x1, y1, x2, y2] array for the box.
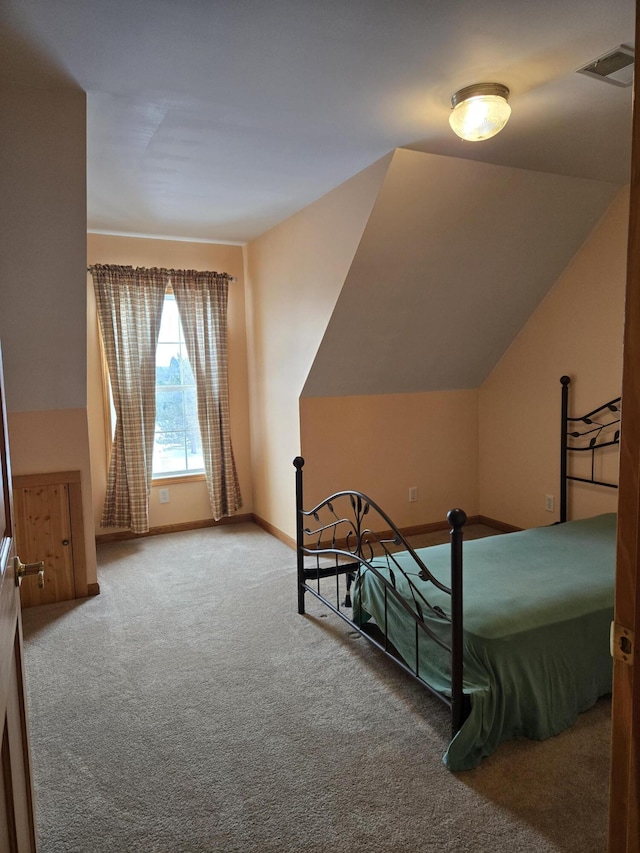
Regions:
[[22, 522, 611, 852]]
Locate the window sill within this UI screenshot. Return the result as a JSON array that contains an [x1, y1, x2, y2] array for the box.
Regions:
[[152, 473, 206, 487]]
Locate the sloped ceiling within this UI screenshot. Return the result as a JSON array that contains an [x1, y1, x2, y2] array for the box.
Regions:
[[302, 149, 620, 396]]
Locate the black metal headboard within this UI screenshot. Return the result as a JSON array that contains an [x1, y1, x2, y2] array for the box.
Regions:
[[560, 375, 621, 523]]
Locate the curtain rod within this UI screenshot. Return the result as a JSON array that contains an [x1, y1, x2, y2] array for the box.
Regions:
[[87, 264, 237, 282]]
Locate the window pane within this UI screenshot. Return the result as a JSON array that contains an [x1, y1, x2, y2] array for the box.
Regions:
[[152, 294, 204, 479], [158, 294, 181, 342], [156, 388, 186, 432], [156, 345, 185, 386], [153, 431, 188, 475]]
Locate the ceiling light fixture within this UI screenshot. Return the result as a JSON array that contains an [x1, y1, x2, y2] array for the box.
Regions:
[[449, 83, 511, 142]]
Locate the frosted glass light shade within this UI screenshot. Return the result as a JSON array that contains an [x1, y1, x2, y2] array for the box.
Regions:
[[449, 83, 511, 142]]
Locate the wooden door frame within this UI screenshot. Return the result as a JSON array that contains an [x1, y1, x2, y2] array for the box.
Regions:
[[608, 3, 640, 849]]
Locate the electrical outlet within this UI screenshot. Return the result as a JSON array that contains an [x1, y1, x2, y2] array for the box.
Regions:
[[545, 494, 554, 512], [159, 488, 170, 504], [408, 486, 418, 503]]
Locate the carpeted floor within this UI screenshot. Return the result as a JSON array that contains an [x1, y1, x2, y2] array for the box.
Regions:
[[22, 522, 611, 852]]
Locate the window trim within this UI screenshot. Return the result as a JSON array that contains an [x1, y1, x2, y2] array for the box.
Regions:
[[153, 473, 206, 487]]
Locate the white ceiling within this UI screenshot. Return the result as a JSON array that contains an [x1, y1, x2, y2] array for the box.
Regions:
[[2, 0, 635, 244]]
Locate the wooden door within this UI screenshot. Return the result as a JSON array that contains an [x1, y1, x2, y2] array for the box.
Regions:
[[608, 2, 640, 848], [12, 471, 88, 608], [13, 480, 75, 608], [0, 345, 38, 851]]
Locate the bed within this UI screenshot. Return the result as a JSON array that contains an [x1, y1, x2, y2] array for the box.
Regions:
[[294, 377, 621, 770]]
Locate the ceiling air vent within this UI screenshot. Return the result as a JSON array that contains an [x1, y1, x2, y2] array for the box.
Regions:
[[577, 45, 634, 87]]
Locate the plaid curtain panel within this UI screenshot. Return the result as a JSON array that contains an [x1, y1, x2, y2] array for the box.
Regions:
[[91, 265, 167, 533], [172, 269, 242, 520]]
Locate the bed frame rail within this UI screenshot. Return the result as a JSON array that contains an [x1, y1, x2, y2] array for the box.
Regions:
[[294, 456, 469, 734]]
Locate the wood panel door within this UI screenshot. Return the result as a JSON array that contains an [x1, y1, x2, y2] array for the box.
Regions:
[[608, 3, 640, 849], [13, 471, 88, 608], [13, 481, 75, 607], [0, 344, 38, 852]]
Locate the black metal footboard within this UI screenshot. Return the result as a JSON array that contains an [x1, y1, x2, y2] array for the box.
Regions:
[[294, 457, 469, 735]]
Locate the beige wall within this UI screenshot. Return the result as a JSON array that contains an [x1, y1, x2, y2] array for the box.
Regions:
[[304, 148, 618, 397], [300, 390, 479, 527], [87, 233, 252, 532], [246, 156, 628, 542], [0, 82, 97, 586], [0, 84, 88, 411], [244, 155, 391, 539], [479, 186, 629, 529]]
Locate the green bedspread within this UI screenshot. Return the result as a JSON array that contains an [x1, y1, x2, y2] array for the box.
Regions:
[[353, 513, 616, 770]]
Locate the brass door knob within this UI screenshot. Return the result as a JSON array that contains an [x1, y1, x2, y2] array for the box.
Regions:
[[14, 556, 45, 589]]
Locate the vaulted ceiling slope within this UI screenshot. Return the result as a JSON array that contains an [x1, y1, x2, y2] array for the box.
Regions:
[[302, 149, 620, 397]]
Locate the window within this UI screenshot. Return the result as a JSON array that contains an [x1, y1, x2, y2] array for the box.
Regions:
[[153, 291, 204, 477], [91, 262, 241, 531]]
